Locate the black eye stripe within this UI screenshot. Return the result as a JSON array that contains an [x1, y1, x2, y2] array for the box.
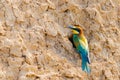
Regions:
[[73, 28, 80, 32], [76, 29, 80, 32]]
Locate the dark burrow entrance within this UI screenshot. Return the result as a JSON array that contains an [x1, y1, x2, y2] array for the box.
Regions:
[[68, 35, 76, 48]]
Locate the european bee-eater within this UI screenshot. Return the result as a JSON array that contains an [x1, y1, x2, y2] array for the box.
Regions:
[[68, 25, 91, 73]]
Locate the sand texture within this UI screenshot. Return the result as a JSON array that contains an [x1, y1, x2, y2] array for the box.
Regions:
[[0, 0, 120, 80]]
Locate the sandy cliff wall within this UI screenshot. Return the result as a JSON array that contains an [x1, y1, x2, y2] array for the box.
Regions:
[[0, 0, 120, 80]]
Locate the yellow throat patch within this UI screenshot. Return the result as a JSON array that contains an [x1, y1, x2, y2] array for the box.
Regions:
[[72, 30, 79, 34]]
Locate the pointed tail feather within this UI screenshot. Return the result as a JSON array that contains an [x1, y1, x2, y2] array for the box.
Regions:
[[87, 56, 91, 64], [82, 61, 91, 73]]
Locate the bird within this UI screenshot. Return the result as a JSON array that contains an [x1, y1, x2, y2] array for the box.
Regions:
[[68, 25, 91, 73]]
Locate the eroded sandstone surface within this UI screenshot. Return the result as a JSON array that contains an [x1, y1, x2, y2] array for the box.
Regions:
[[0, 0, 120, 80]]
